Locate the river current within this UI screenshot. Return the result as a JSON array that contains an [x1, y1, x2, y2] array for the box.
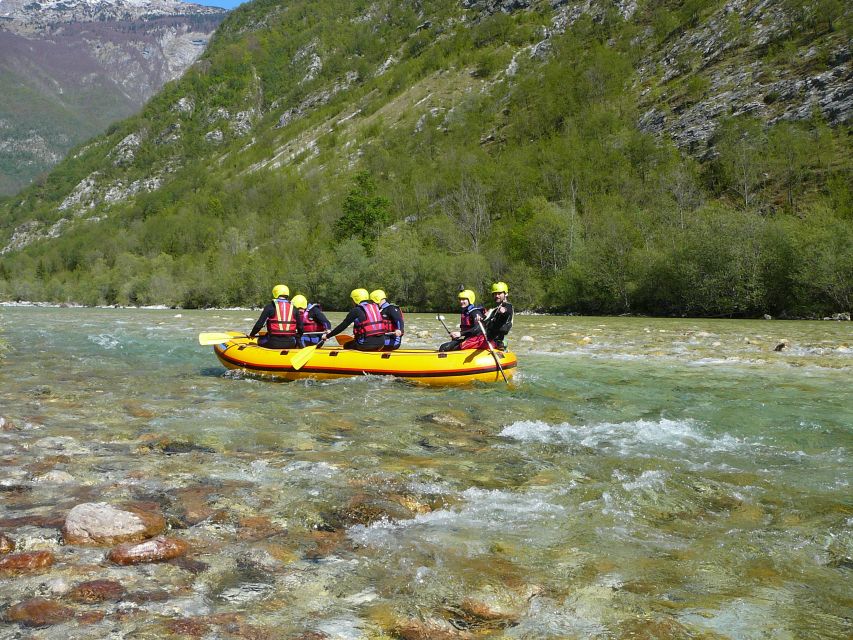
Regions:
[[0, 307, 850, 639]]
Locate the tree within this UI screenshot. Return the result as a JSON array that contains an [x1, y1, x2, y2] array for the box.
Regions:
[[441, 176, 491, 253], [334, 171, 391, 253], [715, 118, 767, 210]]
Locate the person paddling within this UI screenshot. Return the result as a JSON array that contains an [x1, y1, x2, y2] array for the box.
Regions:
[[291, 294, 331, 346], [322, 288, 386, 351], [250, 284, 304, 349], [438, 289, 486, 352], [484, 281, 513, 350], [370, 289, 404, 351]]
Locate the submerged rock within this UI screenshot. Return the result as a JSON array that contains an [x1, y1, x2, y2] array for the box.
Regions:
[[108, 535, 190, 565], [68, 579, 126, 603], [393, 617, 473, 639], [0, 532, 15, 554], [33, 470, 75, 484], [63, 502, 166, 545], [0, 550, 54, 573], [418, 411, 470, 427], [4, 598, 75, 627]]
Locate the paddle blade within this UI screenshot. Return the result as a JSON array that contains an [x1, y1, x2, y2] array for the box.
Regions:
[[290, 343, 319, 370], [199, 332, 246, 345], [335, 334, 354, 346]]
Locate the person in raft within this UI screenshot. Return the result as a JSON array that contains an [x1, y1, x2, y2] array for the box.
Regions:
[[321, 288, 387, 351], [370, 289, 404, 350], [250, 284, 304, 349], [291, 294, 331, 346], [438, 288, 486, 352], [484, 281, 513, 350]]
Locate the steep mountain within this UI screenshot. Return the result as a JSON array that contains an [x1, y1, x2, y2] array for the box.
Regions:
[[0, 0, 850, 317], [0, 0, 226, 195]]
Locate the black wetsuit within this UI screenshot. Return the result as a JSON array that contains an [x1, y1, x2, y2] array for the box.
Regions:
[[485, 301, 513, 349], [325, 305, 386, 351], [250, 299, 304, 349]]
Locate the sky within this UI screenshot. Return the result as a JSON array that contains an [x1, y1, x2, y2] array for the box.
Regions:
[[185, 0, 246, 10]]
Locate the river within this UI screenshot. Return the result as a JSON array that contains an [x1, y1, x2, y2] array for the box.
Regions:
[[0, 307, 850, 639]]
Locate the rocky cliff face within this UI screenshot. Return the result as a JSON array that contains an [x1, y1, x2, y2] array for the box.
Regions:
[[0, 0, 225, 195], [0, 0, 850, 262]]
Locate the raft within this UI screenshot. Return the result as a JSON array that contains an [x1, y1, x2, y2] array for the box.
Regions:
[[212, 334, 516, 386]]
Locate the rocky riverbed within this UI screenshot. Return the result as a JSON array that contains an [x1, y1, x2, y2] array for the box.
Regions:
[[0, 308, 850, 638]]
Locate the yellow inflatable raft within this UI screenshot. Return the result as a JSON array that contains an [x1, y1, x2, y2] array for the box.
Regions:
[[211, 334, 516, 386]]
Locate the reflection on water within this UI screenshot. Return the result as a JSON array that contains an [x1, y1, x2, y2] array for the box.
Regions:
[[0, 307, 850, 639]]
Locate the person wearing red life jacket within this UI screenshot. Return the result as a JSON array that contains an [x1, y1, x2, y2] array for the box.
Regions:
[[438, 289, 487, 351], [370, 289, 404, 350], [249, 284, 304, 349], [322, 288, 386, 351], [291, 294, 331, 346]]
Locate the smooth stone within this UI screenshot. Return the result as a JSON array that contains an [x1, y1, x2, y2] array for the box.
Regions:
[[63, 502, 166, 545], [68, 579, 126, 603], [164, 617, 210, 637], [417, 411, 469, 427], [33, 470, 75, 484], [0, 550, 54, 573], [108, 535, 190, 565], [520, 335, 534, 342], [393, 617, 470, 639], [0, 532, 15, 554], [4, 598, 75, 627]]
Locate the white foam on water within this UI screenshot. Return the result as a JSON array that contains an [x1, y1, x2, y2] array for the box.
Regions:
[[87, 333, 122, 349], [314, 616, 366, 639], [500, 417, 725, 453], [348, 486, 566, 551], [679, 595, 797, 639]]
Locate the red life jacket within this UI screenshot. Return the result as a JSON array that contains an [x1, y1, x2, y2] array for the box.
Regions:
[[301, 304, 325, 333], [267, 299, 297, 335], [460, 305, 484, 331], [380, 302, 404, 333], [353, 301, 385, 338]]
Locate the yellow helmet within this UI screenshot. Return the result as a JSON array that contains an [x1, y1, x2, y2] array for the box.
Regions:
[[350, 288, 369, 304], [272, 284, 289, 298], [369, 289, 387, 304], [458, 289, 476, 304], [491, 281, 509, 294], [291, 294, 308, 309]]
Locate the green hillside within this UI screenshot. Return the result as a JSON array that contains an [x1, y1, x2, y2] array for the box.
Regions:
[[0, 0, 850, 317]]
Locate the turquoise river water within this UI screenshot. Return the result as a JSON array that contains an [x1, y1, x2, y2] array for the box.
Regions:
[[0, 306, 850, 639]]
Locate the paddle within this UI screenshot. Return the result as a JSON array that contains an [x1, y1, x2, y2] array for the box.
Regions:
[[198, 332, 251, 346], [290, 331, 354, 368], [290, 340, 324, 370], [436, 314, 453, 336], [476, 318, 509, 384]]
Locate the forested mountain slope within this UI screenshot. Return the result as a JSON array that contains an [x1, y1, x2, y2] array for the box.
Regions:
[[0, 0, 225, 195], [0, 0, 850, 317]]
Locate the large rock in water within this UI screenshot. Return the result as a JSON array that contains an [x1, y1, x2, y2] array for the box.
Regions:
[[63, 502, 166, 545], [68, 579, 126, 603], [4, 598, 75, 627], [107, 536, 190, 565], [0, 550, 54, 574]]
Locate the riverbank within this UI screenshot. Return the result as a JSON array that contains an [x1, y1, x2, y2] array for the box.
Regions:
[[2, 299, 850, 322]]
